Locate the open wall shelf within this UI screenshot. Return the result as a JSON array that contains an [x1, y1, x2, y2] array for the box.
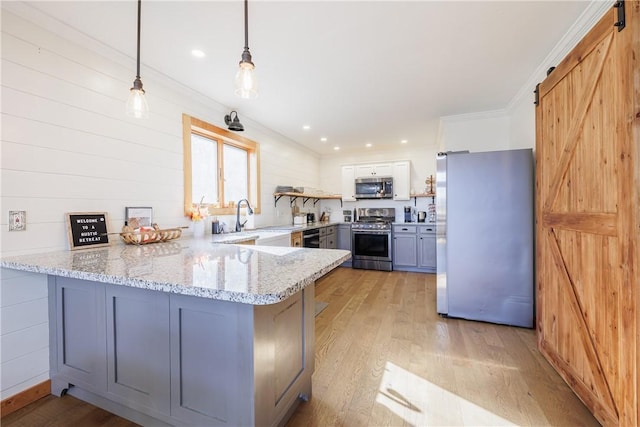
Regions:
[[409, 193, 436, 206], [273, 192, 343, 208]]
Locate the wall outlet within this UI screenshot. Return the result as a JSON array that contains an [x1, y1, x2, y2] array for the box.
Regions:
[[9, 210, 26, 231]]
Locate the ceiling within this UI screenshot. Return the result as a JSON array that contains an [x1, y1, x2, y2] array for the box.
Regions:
[[10, 1, 591, 155]]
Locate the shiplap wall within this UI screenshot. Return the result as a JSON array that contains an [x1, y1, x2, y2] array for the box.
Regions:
[[0, 9, 319, 399], [0, 270, 49, 399]]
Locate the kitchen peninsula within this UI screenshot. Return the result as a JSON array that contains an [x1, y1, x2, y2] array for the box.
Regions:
[[1, 238, 350, 427]]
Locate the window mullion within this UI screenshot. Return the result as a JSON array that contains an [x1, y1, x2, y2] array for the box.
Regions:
[[218, 141, 225, 206], [246, 151, 251, 203]]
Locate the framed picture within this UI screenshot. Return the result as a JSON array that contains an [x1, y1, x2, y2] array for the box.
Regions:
[[125, 207, 153, 229], [66, 212, 110, 251]]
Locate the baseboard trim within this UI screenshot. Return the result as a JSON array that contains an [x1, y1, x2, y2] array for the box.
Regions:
[[0, 380, 51, 418]]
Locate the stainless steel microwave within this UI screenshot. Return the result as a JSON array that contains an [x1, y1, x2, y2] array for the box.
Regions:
[[355, 177, 393, 199]]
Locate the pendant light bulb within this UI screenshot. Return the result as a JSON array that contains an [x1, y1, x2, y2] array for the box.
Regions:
[[235, 52, 258, 99], [126, 78, 149, 118]]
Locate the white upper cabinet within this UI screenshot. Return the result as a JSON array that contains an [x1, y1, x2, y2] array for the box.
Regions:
[[392, 161, 410, 201], [341, 165, 356, 201], [355, 163, 393, 178]]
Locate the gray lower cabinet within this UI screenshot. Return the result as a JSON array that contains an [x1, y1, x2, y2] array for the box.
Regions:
[[319, 225, 337, 249], [51, 277, 107, 395], [336, 224, 352, 267], [326, 225, 336, 249], [106, 285, 171, 418], [169, 294, 253, 426], [392, 224, 436, 272], [49, 275, 314, 427], [418, 226, 437, 271], [393, 227, 418, 268]]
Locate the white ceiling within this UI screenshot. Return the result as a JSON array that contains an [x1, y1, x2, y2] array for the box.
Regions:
[[10, 1, 591, 155]]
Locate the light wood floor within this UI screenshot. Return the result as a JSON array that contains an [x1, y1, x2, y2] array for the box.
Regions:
[[287, 267, 599, 426], [2, 267, 599, 426]]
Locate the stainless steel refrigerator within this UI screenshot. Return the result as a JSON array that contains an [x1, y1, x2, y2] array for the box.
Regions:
[[436, 149, 534, 328]]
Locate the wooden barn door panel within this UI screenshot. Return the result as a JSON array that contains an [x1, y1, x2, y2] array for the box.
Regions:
[[536, 3, 638, 426]]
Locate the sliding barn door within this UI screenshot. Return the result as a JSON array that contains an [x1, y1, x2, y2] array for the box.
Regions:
[[536, 2, 638, 426]]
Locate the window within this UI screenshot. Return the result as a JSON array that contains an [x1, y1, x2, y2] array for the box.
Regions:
[[183, 114, 260, 216]]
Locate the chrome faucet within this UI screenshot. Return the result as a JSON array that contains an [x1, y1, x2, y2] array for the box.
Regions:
[[235, 199, 254, 232]]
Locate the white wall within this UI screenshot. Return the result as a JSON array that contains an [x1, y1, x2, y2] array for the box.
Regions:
[[508, 98, 536, 150], [439, 110, 511, 153], [0, 8, 320, 399]]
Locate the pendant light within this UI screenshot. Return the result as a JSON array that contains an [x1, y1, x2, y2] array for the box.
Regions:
[[234, 0, 258, 99], [126, 0, 149, 118]]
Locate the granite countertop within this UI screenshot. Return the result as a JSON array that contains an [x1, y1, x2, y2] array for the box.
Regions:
[[1, 237, 351, 305]]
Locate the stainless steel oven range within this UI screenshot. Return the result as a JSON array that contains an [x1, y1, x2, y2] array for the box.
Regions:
[[351, 208, 395, 271]]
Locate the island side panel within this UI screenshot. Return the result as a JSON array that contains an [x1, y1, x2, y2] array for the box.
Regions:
[[253, 285, 315, 427], [169, 294, 255, 426]]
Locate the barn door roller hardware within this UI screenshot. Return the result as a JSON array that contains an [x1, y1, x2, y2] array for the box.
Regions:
[[614, 1, 625, 31]]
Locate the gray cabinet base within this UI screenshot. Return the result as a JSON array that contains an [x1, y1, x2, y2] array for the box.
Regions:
[[49, 276, 315, 427]]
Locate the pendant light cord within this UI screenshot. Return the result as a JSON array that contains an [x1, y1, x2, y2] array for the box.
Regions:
[[244, 0, 249, 51], [136, 0, 142, 79]]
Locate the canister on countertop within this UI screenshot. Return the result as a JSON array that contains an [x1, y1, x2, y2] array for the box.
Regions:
[[404, 206, 412, 222]]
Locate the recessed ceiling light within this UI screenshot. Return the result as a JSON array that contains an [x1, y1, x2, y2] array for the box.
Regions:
[[303, 125, 311, 130], [320, 137, 327, 142], [401, 139, 408, 144], [333, 146, 340, 151], [191, 49, 205, 58], [365, 143, 372, 148]]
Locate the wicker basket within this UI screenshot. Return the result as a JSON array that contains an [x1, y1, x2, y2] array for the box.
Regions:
[[120, 227, 182, 245]]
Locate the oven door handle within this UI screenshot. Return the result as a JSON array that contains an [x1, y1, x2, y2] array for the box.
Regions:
[[352, 230, 391, 235]]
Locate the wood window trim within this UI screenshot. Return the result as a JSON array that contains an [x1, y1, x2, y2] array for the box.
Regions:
[[182, 114, 261, 216]]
